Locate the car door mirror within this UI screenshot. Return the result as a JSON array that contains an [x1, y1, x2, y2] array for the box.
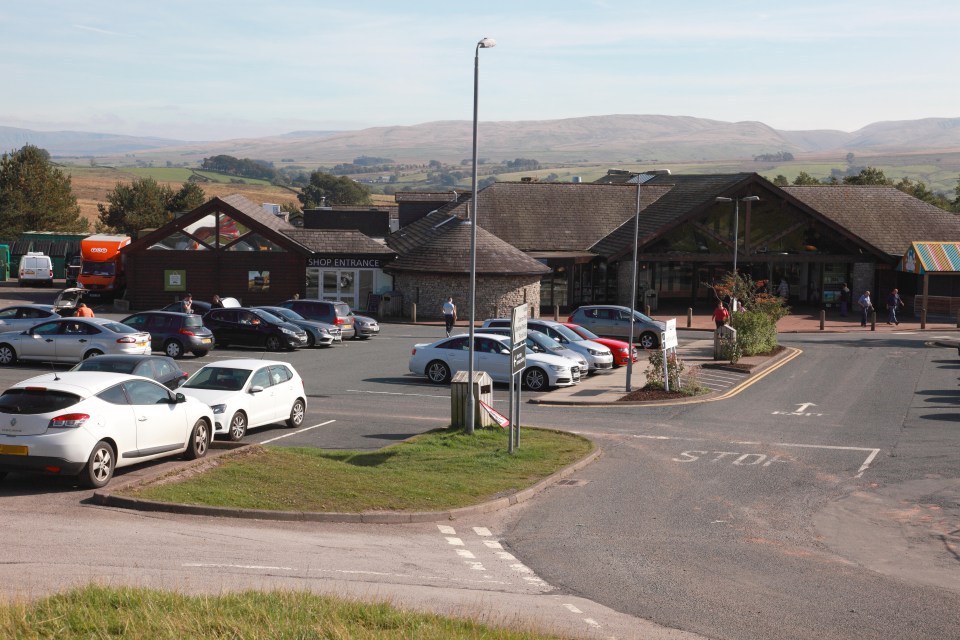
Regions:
[[175, 392, 186, 403], [249, 385, 264, 394]]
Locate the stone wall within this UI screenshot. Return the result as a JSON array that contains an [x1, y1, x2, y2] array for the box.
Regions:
[[851, 262, 875, 301], [391, 272, 541, 321]]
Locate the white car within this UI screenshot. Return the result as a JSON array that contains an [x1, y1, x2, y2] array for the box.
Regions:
[[180, 359, 307, 441], [0, 371, 213, 488], [482, 318, 615, 373], [408, 333, 581, 391], [0, 317, 151, 365]]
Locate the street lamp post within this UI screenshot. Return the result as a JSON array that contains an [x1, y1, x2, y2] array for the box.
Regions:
[[715, 195, 760, 307], [467, 37, 496, 436], [626, 173, 642, 392]]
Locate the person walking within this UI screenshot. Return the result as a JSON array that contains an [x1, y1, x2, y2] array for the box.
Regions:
[[442, 297, 457, 337], [777, 278, 789, 300], [886, 288, 904, 325], [858, 290, 873, 327], [711, 301, 730, 331], [839, 283, 850, 317], [75, 302, 94, 318]]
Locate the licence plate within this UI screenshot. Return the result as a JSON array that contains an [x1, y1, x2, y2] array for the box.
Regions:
[[137, 341, 148, 347], [0, 444, 28, 456], [201, 338, 212, 344], [24, 270, 34, 275], [343, 324, 353, 330]]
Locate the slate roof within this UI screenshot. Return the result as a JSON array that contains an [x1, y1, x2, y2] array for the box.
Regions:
[[218, 193, 297, 234], [457, 182, 673, 252], [592, 173, 756, 259], [386, 210, 550, 275], [283, 229, 395, 254], [782, 186, 960, 258]]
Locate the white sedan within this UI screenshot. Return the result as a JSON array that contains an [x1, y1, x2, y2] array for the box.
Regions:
[[408, 333, 581, 391], [179, 359, 307, 441], [0, 371, 213, 488], [0, 317, 151, 365]]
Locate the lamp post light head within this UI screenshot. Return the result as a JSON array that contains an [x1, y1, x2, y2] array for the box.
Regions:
[[478, 37, 497, 49], [715, 196, 732, 203], [741, 195, 760, 202]]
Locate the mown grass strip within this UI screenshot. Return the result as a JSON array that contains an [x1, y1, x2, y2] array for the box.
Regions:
[[0, 585, 571, 639], [124, 427, 593, 513]]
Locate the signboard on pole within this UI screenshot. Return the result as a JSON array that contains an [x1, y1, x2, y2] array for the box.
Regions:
[[510, 303, 528, 375], [662, 318, 678, 349]]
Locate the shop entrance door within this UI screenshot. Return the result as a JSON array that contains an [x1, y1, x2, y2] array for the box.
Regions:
[[321, 270, 357, 308]]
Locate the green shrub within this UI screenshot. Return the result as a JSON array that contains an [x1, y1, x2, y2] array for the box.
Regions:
[[645, 349, 684, 390]]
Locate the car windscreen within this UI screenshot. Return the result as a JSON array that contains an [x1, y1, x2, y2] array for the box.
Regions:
[[571, 325, 601, 340], [73, 360, 136, 374], [184, 367, 252, 392], [549, 324, 584, 342], [80, 262, 115, 276], [101, 322, 137, 334], [634, 311, 655, 323], [251, 308, 284, 324], [184, 315, 204, 328], [0, 388, 82, 414], [333, 303, 351, 317], [267, 307, 304, 321]]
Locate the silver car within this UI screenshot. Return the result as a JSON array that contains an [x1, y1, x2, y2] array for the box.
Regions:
[[567, 305, 665, 349], [481, 318, 614, 373], [0, 318, 151, 365], [0, 304, 59, 333]]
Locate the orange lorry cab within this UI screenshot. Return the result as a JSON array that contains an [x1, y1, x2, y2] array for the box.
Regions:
[[77, 234, 131, 298]]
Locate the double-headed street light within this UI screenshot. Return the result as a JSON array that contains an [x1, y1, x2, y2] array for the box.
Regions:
[[715, 195, 760, 307], [467, 36, 496, 435]]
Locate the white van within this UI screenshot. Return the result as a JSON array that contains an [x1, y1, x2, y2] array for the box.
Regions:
[[18, 252, 54, 287]]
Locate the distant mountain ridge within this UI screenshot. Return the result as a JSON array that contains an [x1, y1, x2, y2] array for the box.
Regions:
[[3, 115, 960, 163]]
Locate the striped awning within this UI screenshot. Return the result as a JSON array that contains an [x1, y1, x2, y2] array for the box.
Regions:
[[898, 241, 960, 274]]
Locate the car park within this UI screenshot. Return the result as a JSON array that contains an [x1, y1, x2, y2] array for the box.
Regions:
[[120, 311, 215, 359], [352, 313, 380, 339], [202, 307, 308, 351], [0, 317, 151, 365], [180, 359, 307, 441], [277, 299, 356, 340], [0, 305, 59, 333], [253, 306, 341, 347], [0, 371, 212, 488], [408, 332, 580, 391], [477, 326, 589, 374], [481, 318, 614, 373], [563, 322, 638, 365], [70, 354, 189, 390], [567, 305, 665, 349]]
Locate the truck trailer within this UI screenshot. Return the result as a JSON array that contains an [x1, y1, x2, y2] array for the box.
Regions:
[[77, 234, 131, 298]]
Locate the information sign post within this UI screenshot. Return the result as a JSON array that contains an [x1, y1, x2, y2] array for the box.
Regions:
[[661, 318, 678, 392], [508, 303, 528, 452]]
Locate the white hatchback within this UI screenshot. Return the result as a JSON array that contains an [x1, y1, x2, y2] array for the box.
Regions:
[[180, 359, 307, 441], [0, 371, 213, 488]]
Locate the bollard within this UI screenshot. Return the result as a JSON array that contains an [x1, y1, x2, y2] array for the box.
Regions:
[[687, 308, 693, 328], [956, 315, 960, 329], [820, 310, 825, 331], [645, 304, 651, 316], [921, 308, 927, 329], [870, 310, 876, 331], [554, 305, 560, 321], [411, 302, 417, 324]]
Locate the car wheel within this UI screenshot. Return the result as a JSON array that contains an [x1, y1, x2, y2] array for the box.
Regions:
[[265, 335, 282, 351], [164, 340, 184, 359], [305, 333, 316, 348], [0, 344, 17, 366], [184, 419, 210, 460], [426, 360, 451, 384], [287, 398, 305, 428], [228, 411, 247, 441], [639, 332, 659, 349], [82, 349, 103, 360], [80, 441, 115, 489], [191, 350, 209, 358], [523, 366, 549, 391]]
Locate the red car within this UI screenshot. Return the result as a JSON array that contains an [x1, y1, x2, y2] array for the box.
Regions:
[[563, 322, 638, 366]]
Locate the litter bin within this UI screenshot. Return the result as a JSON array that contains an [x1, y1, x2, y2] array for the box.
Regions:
[[450, 370, 495, 428]]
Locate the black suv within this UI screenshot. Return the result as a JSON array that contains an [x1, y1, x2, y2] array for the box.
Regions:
[[277, 299, 356, 339], [121, 311, 215, 358], [202, 307, 307, 351]]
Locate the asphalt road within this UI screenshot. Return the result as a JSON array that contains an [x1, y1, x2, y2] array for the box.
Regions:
[[0, 313, 957, 639]]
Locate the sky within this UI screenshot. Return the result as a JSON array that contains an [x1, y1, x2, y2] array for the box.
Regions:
[[2, 1, 958, 141]]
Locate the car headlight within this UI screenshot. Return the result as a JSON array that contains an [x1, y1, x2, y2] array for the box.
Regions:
[[211, 403, 226, 414], [318, 328, 330, 336], [549, 364, 568, 372], [281, 327, 297, 335], [587, 348, 606, 356], [617, 348, 629, 354]]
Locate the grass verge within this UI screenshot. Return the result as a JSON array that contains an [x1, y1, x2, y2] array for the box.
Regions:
[[122, 427, 593, 513], [0, 585, 570, 639]]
